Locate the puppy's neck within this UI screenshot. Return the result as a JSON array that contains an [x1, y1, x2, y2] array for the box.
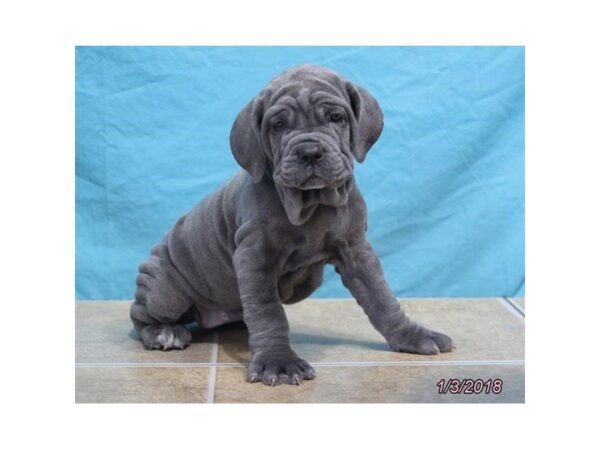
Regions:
[[275, 178, 354, 226]]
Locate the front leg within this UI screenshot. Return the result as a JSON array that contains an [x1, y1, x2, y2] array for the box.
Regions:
[[233, 237, 316, 386], [336, 237, 454, 354]]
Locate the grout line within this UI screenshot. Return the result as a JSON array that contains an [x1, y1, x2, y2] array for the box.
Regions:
[[206, 331, 219, 404], [503, 296, 525, 316], [499, 297, 525, 321], [75, 298, 506, 302], [75, 359, 525, 369], [310, 360, 525, 367], [77, 362, 243, 368]]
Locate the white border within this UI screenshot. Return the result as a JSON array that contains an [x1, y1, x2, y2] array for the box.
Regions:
[[3, 0, 600, 448]]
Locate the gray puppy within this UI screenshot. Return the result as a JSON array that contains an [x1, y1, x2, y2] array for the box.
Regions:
[[130, 64, 453, 386]]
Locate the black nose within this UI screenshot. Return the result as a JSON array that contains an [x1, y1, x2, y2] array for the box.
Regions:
[[296, 143, 323, 164]]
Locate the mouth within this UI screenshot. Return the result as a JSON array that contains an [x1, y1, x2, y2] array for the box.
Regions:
[[298, 173, 353, 191], [274, 176, 355, 225], [299, 175, 329, 190], [274, 152, 353, 191]]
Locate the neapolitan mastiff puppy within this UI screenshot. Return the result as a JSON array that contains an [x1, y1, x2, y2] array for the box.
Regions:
[[130, 64, 454, 386]]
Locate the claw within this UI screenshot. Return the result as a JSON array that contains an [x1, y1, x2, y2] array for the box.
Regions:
[[270, 377, 277, 386], [249, 375, 256, 383], [294, 375, 302, 385]]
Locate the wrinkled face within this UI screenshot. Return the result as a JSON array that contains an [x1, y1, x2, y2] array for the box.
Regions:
[[263, 85, 354, 190], [230, 65, 384, 203]]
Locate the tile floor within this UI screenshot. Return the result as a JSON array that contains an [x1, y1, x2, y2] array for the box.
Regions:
[[75, 298, 525, 403]]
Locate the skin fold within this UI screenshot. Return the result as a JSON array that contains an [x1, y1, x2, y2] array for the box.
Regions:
[[130, 64, 454, 386]]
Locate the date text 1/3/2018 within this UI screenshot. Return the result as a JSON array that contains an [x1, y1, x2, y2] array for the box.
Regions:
[[437, 378, 503, 394]]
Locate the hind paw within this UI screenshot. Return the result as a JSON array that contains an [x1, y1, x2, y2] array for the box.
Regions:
[[139, 324, 192, 351]]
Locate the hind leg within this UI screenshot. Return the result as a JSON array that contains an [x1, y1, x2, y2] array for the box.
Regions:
[[130, 244, 195, 351]]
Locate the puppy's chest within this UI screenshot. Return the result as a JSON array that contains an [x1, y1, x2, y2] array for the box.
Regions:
[[281, 236, 338, 272], [279, 211, 357, 273]]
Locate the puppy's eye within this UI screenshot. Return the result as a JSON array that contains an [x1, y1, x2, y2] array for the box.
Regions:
[[329, 112, 344, 123], [272, 120, 285, 132]]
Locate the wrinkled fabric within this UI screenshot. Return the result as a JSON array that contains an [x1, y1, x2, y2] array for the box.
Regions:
[[75, 46, 524, 299]]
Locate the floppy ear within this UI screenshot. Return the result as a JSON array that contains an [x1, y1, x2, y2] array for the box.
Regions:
[[229, 99, 266, 183], [346, 83, 384, 163]]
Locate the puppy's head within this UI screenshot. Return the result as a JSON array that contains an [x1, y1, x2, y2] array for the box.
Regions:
[[230, 64, 384, 188]]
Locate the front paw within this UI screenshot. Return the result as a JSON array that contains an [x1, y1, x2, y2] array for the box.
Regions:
[[389, 321, 454, 355], [246, 347, 316, 386]]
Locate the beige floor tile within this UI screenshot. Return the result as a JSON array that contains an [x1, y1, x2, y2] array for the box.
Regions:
[[218, 299, 524, 364], [76, 301, 216, 364], [214, 364, 524, 403], [76, 367, 210, 403]]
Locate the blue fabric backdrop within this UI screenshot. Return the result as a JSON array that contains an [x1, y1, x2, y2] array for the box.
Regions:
[[75, 46, 524, 300]]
